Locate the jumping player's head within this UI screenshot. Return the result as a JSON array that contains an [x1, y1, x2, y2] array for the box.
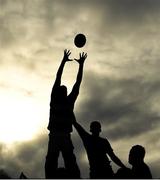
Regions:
[[129, 145, 145, 165], [90, 121, 101, 136], [57, 85, 67, 99]]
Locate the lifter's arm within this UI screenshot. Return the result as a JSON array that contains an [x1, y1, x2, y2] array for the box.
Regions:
[[72, 118, 89, 140], [108, 150, 126, 168]]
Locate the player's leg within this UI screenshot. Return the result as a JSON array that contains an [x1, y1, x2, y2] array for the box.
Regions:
[[61, 135, 81, 178], [45, 133, 60, 178]]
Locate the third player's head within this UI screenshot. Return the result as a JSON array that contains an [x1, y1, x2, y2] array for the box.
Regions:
[[129, 145, 145, 166]]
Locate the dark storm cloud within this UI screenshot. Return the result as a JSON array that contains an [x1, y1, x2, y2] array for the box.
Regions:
[[106, 0, 160, 19], [0, 135, 48, 178], [52, 0, 160, 28], [77, 71, 160, 140], [1, 0, 160, 47], [150, 160, 160, 179], [1, 0, 160, 67]]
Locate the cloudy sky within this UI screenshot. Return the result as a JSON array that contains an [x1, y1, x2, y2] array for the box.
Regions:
[[0, 0, 160, 178]]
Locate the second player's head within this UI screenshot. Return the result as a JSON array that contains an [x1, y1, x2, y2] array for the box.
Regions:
[[90, 121, 101, 136]]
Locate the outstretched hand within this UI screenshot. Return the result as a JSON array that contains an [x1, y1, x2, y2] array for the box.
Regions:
[[75, 52, 87, 65], [63, 49, 72, 62]]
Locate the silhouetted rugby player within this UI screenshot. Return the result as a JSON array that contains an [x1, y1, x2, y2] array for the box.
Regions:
[[45, 50, 87, 178], [73, 120, 126, 178], [129, 145, 152, 179]]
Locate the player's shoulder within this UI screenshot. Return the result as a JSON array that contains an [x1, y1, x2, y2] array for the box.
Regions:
[[143, 162, 151, 170], [99, 136, 110, 143]]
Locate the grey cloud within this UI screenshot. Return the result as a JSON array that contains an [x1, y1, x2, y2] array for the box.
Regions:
[[0, 135, 47, 178], [77, 72, 160, 140], [1, 0, 160, 48], [96, 0, 160, 30], [149, 160, 160, 178], [106, 0, 160, 18], [0, 169, 11, 178]]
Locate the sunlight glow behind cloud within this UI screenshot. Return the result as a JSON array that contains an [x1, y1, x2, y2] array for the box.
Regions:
[[0, 92, 46, 143]]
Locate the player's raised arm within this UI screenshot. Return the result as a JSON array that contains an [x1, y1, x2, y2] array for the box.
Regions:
[[52, 49, 72, 90], [72, 117, 89, 140], [69, 52, 87, 100], [108, 150, 126, 169]]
